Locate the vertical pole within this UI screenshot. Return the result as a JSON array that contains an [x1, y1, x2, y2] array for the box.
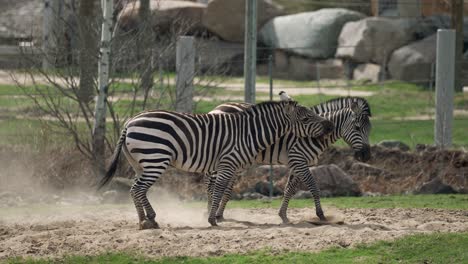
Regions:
[[176, 36, 195, 113], [451, 0, 463, 92], [268, 54, 273, 198], [435, 29, 455, 148], [42, 0, 60, 70], [315, 62, 321, 94], [93, 0, 113, 175], [244, 0, 257, 104]]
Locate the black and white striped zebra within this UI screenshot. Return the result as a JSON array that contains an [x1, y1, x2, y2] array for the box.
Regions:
[[98, 100, 334, 229], [206, 96, 372, 223]]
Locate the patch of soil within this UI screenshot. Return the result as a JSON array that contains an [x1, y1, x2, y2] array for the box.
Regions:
[[1, 202, 467, 259]]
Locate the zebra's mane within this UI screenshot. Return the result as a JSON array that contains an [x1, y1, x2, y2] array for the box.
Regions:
[[312, 97, 371, 116]]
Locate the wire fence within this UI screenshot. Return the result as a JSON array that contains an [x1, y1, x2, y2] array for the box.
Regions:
[[1, 0, 468, 150]]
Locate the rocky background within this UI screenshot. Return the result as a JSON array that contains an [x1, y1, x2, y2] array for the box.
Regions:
[[1, 0, 468, 84]]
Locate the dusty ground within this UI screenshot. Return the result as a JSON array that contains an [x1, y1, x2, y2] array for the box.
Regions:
[[1, 198, 467, 260]]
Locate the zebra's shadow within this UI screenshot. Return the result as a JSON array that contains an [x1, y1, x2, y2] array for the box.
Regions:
[[168, 219, 337, 231], [167, 218, 391, 231]]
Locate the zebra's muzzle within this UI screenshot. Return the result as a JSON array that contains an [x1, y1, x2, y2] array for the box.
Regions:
[[354, 145, 371, 162]]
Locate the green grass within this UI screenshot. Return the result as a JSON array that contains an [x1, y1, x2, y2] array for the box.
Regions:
[[7, 233, 468, 263], [371, 119, 468, 148]]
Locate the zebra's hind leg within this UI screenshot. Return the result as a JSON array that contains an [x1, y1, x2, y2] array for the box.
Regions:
[[130, 161, 169, 229], [278, 173, 300, 223], [131, 180, 159, 229], [204, 173, 215, 216]]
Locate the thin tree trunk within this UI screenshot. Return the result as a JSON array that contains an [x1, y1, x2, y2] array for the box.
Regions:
[[77, 0, 98, 104], [93, 0, 114, 177]]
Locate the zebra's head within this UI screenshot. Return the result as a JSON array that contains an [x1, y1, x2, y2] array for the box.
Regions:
[[284, 101, 334, 138], [340, 102, 372, 162]]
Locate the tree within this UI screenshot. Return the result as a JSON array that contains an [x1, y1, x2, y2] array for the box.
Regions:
[[77, 0, 99, 104]]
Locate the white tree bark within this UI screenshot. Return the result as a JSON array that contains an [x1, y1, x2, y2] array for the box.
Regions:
[[93, 0, 114, 174]]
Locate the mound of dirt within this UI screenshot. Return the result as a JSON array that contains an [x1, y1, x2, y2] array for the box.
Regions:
[[318, 145, 468, 195]]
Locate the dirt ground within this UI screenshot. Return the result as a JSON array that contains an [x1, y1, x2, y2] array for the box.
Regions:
[[1, 197, 467, 260]]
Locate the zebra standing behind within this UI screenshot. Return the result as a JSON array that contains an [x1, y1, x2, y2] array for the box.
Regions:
[[207, 95, 372, 223], [98, 100, 334, 229]]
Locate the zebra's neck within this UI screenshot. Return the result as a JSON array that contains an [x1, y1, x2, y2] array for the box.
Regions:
[[242, 103, 291, 151], [320, 109, 352, 145]]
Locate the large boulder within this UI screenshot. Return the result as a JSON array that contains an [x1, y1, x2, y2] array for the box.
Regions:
[[259, 8, 365, 59], [257, 50, 345, 80], [312, 164, 361, 197], [119, 0, 207, 33], [0, 0, 43, 40], [336, 17, 415, 64], [388, 34, 436, 85], [202, 0, 284, 42], [414, 177, 457, 194], [353, 63, 382, 83]]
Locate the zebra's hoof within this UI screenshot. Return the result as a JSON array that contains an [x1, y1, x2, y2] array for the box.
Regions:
[[317, 214, 327, 222], [208, 217, 218, 226], [215, 215, 225, 222], [140, 219, 160, 230]]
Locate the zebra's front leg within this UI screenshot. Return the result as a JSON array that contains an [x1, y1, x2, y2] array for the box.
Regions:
[[278, 173, 301, 223], [301, 168, 326, 221], [208, 167, 235, 226], [215, 175, 236, 221], [286, 160, 326, 221]]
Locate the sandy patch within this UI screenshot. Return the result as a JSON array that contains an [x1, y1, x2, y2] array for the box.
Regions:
[[1, 201, 467, 260]]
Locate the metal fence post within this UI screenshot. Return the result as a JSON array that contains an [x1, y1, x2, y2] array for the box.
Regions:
[[176, 36, 195, 113], [435, 29, 455, 148], [244, 0, 257, 104], [268, 54, 273, 198]]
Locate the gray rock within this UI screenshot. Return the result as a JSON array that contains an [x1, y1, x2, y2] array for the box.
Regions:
[[336, 17, 415, 64], [242, 192, 266, 200], [196, 39, 244, 74], [259, 8, 365, 58], [377, 140, 411, 151], [202, 0, 284, 42], [312, 164, 361, 196], [362, 192, 382, 197], [231, 193, 243, 201], [353, 63, 382, 83], [415, 177, 457, 194], [388, 34, 436, 86], [264, 54, 345, 80], [119, 0, 207, 33]]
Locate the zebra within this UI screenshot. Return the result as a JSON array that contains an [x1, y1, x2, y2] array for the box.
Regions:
[[98, 100, 334, 229], [206, 95, 372, 223]]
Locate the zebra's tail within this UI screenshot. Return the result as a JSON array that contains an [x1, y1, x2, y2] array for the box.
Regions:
[[97, 128, 127, 190]]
